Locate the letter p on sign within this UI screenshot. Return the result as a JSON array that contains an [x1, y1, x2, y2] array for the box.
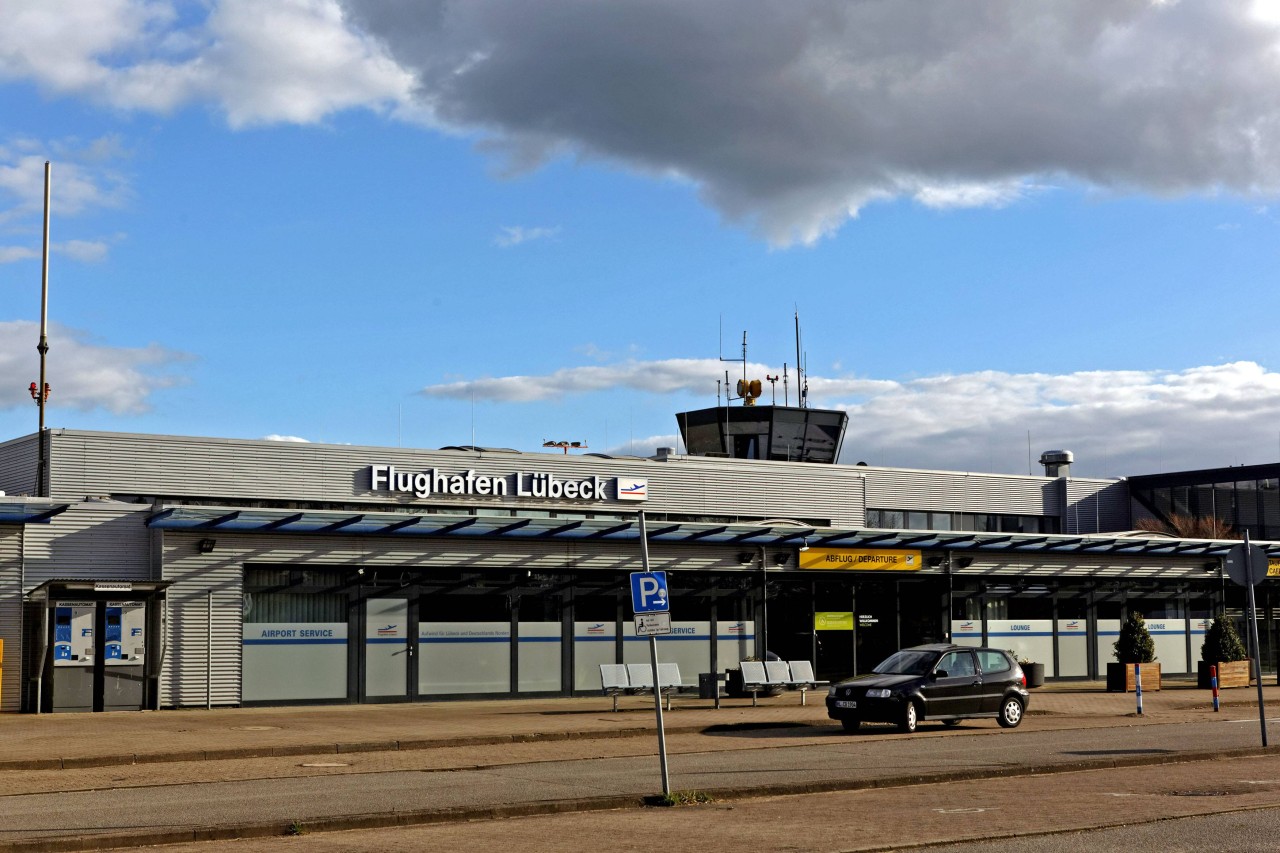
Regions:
[[630, 571, 670, 614]]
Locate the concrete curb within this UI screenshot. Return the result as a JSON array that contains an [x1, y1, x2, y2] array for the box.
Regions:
[[1, 744, 1273, 853], [0, 723, 774, 773]]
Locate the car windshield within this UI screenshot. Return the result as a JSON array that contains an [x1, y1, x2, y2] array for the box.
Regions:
[[872, 650, 938, 676]]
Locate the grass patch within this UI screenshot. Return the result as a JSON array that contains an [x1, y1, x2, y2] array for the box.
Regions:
[[285, 820, 306, 836], [647, 790, 715, 807]]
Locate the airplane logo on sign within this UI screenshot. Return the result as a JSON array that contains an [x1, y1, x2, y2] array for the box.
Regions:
[[616, 479, 648, 501]]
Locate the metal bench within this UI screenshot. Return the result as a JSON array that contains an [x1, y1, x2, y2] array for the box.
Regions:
[[605, 662, 681, 710], [739, 660, 771, 706], [785, 659, 830, 706], [600, 663, 630, 712], [740, 659, 829, 705]]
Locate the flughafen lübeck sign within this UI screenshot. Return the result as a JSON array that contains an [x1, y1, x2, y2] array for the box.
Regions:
[[368, 464, 648, 503]]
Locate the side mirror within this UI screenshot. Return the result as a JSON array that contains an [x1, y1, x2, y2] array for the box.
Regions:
[[931, 670, 947, 680]]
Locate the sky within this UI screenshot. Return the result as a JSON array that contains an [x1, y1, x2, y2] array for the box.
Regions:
[[4, 0, 1280, 482]]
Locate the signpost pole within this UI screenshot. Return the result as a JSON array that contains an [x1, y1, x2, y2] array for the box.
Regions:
[[637, 511, 671, 796], [1244, 532, 1268, 748]]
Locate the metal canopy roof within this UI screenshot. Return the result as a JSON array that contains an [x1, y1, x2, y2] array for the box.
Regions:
[[145, 506, 1258, 558], [0, 500, 69, 525]]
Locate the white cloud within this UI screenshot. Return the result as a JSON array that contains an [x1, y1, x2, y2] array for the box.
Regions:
[[425, 358, 1280, 476], [0, 147, 129, 219], [56, 239, 110, 262], [6, 3, 1280, 243], [0, 0, 414, 127], [341, 1, 1280, 245], [421, 358, 757, 402], [0, 320, 190, 414], [914, 180, 1034, 210], [263, 434, 311, 442], [494, 225, 560, 247], [0, 245, 37, 263]]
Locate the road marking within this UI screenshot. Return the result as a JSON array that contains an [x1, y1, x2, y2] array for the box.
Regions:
[[299, 762, 350, 768], [932, 807, 991, 814], [1225, 718, 1280, 724]]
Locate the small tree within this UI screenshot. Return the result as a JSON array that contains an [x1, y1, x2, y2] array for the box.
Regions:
[[1113, 612, 1157, 664], [1201, 613, 1248, 663]]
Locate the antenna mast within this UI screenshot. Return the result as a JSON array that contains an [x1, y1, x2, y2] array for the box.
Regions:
[[794, 311, 808, 409]]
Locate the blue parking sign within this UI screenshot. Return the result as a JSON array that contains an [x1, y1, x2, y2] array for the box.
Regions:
[[630, 571, 670, 614]]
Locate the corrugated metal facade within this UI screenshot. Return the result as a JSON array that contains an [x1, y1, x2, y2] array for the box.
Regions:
[[863, 468, 1060, 518], [1062, 480, 1132, 533], [161, 534, 243, 708], [0, 527, 21, 712], [0, 435, 38, 498], [29, 429, 861, 524], [20, 502, 152, 585], [25, 428, 1121, 528]]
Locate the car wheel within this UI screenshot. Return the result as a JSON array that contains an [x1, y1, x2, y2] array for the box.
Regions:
[[997, 696, 1024, 728], [840, 718, 861, 733], [941, 719, 961, 727], [898, 700, 918, 733]]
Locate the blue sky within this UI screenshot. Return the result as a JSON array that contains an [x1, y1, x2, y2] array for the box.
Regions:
[[4, 1, 1280, 482]]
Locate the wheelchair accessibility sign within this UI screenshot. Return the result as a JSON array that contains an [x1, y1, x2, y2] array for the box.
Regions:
[[630, 571, 670, 614]]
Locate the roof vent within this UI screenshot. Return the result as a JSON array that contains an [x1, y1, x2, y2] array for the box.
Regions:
[[1039, 449, 1073, 477]]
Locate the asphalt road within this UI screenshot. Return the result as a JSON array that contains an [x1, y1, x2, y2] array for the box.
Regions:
[[56, 751, 1280, 853], [2, 714, 1279, 850]]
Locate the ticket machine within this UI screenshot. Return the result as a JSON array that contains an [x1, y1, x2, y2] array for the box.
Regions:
[[51, 601, 96, 712], [28, 580, 168, 714], [102, 601, 146, 711]]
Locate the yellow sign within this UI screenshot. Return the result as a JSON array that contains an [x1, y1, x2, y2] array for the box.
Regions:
[[799, 548, 922, 571], [1268, 559, 1280, 578], [815, 612, 854, 631]]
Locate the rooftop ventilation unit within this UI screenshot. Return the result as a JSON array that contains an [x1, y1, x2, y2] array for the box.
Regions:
[[1039, 450, 1074, 477]]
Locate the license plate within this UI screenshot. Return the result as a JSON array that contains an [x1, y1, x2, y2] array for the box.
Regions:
[[834, 700, 857, 709]]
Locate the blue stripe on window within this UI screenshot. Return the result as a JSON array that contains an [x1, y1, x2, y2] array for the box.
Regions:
[[243, 638, 346, 645]]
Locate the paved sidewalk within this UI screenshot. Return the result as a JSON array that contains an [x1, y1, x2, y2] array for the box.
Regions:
[[0, 677, 1268, 770]]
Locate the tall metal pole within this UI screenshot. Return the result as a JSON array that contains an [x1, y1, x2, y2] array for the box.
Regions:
[[1245, 532, 1268, 747], [637, 511, 670, 795], [36, 161, 51, 497]]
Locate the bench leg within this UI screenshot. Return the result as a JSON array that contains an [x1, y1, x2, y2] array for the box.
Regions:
[[612, 694, 619, 713], [799, 687, 808, 706], [751, 688, 758, 708]]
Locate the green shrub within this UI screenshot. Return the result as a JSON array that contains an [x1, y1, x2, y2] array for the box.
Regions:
[[1113, 612, 1157, 663], [1201, 613, 1248, 663]]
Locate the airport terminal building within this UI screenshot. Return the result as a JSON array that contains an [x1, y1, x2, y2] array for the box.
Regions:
[[0, 422, 1274, 713]]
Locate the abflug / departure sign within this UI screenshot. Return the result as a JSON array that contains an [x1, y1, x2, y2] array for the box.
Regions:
[[368, 465, 647, 503]]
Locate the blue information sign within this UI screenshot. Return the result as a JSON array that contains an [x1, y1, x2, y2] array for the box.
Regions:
[[630, 571, 670, 614]]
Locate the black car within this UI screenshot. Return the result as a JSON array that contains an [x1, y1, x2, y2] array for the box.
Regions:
[[826, 644, 1030, 733]]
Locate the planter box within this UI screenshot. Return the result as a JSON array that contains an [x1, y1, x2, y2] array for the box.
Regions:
[[1197, 660, 1252, 689], [1021, 662, 1045, 688], [1106, 662, 1161, 693]]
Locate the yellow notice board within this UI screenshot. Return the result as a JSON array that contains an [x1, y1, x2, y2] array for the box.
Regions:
[[799, 548, 922, 571], [815, 612, 854, 631], [1268, 558, 1280, 577]]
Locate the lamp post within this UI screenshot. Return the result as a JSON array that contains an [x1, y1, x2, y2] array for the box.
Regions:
[[542, 440, 587, 454], [33, 161, 51, 497]]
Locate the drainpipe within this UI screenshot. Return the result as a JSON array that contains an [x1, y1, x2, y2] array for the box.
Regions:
[[758, 546, 768, 657]]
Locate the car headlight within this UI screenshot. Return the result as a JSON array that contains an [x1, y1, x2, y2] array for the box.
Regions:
[[865, 688, 891, 699]]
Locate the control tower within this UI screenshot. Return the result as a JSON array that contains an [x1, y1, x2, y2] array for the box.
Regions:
[[675, 403, 847, 464]]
